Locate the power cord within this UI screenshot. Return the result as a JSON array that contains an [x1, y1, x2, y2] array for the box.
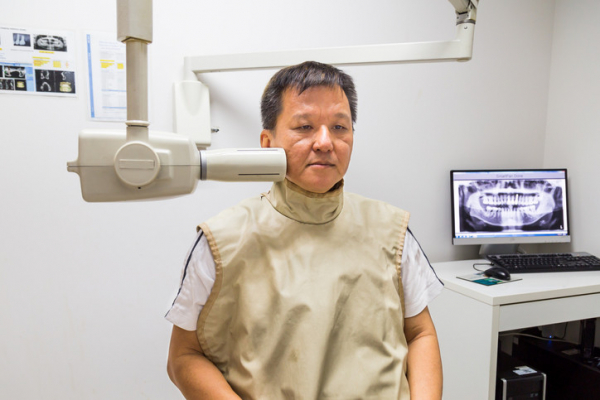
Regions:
[[472, 262, 493, 272], [498, 332, 574, 345]]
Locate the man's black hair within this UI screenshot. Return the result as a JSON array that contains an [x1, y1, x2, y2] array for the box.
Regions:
[[260, 61, 357, 130]]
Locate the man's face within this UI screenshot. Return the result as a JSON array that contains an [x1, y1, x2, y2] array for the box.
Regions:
[[260, 85, 354, 193]]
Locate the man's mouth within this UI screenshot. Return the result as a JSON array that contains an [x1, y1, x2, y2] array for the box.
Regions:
[[308, 162, 334, 167]]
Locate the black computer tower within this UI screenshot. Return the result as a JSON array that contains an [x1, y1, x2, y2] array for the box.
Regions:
[[496, 350, 546, 400], [511, 334, 600, 399]]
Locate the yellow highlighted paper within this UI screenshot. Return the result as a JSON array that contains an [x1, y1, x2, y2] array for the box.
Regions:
[[100, 59, 115, 69], [33, 57, 51, 67]]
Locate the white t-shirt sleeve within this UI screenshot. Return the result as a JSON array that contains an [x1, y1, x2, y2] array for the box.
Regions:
[[165, 227, 444, 329], [401, 229, 444, 318], [165, 231, 216, 331]]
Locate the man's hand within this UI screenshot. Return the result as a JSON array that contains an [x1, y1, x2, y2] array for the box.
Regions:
[[167, 325, 241, 399], [404, 307, 443, 399]]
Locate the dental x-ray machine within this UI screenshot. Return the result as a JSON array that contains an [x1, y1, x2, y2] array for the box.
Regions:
[[67, 0, 478, 202]]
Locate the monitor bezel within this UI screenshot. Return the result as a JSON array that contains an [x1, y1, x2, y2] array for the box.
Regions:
[[450, 168, 571, 246]]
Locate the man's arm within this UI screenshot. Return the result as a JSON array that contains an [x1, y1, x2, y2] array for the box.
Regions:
[[403, 306, 443, 400], [167, 325, 241, 400]]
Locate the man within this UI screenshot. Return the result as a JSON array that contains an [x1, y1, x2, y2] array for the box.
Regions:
[[166, 61, 443, 399]]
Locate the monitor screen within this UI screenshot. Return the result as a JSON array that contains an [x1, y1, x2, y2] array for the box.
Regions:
[[451, 169, 570, 245]]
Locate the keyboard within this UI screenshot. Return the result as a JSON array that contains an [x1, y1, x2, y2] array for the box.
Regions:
[[486, 252, 600, 273]]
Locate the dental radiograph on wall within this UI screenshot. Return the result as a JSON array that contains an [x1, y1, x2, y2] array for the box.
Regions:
[[33, 35, 67, 52], [458, 179, 565, 233]]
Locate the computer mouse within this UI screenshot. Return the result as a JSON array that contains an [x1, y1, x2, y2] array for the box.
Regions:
[[484, 266, 511, 281]]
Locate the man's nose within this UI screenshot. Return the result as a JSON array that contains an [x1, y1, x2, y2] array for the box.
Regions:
[[313, 126, 333, 152]]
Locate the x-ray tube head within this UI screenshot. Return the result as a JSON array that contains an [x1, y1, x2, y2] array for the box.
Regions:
[[67, 129, 201, 202], [67, 130, 287, 202]]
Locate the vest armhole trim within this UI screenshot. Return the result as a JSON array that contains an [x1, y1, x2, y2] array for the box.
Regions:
[[395, 211, 410, 317], [196, 222, 223, 361]]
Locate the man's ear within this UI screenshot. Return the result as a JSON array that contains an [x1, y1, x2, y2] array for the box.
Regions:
[[260, 129, 273, 148]]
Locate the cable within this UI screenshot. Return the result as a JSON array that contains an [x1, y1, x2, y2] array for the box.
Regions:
[[499, 332, 575, 345], [556, 321, 569, 340], [473, 262, 492, 272]]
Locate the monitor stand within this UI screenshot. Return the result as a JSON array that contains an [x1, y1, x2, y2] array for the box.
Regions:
[[479, 244, 519, 256]]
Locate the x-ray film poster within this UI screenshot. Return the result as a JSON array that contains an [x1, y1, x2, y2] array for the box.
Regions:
[[455, 178, 567, 235], [0, 26, 76, 97]]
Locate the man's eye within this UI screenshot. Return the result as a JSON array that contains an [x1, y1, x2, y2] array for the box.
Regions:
[[296, 125, 312, 131], [333, 125, 347, 131]]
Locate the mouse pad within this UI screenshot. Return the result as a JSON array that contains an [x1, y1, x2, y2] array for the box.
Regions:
[[458, 272, 522, 286]]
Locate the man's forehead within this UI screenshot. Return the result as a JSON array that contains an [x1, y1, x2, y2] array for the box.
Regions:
[[290, 112, 352, 123], [281, 85, 350, 115]]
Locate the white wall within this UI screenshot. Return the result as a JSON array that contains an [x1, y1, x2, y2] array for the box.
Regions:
[[0, 1, 559, 398], [543, 0, 600, 257], [543, 0, 600, 346]]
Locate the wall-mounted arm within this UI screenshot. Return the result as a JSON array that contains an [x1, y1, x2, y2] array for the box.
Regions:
[[177, 0, 478, 148], [185, 1, 477, 73], [117, 0, 152, 142], [448, 0, 479, 14]]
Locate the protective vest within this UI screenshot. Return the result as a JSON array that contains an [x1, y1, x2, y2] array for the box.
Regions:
[[197, 179, 411, 399]]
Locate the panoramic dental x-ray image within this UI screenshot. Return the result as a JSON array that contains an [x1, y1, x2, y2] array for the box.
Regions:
[[458, 178, 566, 233]]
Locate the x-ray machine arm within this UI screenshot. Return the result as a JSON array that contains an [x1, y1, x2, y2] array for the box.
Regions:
[[67, 0, 478, 202]]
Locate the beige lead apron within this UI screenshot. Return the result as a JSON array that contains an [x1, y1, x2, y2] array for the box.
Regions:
[[197, 180, 411, 399]]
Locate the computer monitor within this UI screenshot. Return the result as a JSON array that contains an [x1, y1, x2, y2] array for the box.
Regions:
[[450, 169, 570, 253]]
